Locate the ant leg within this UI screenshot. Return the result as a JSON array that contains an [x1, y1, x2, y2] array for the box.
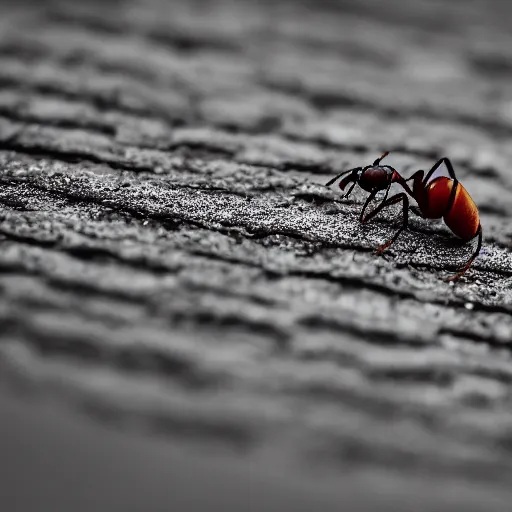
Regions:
[[405, 170, 424, 186], [422, 158, 461, 214], [409, 205, 424, 217], [359, 190, 378, 223], [362, 193, 409, 253], [424, 157, 457, 183], [358, 181, 392, 223], [394, 170, 424, 198], [340, 181, 356, 200], [445, 179, 460, 217], [445, 225, 483, 282], [373, 151, 390, 165], [380, 181, 392, 203]]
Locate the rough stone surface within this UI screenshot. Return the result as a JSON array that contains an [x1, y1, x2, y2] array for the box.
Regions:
[[1, 0, 512, 510]]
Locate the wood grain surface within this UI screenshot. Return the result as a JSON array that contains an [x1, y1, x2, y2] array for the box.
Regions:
[[1, 0, 512, 510]]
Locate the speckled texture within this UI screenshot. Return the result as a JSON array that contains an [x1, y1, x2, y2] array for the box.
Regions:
[[2, 0, 512, 510]]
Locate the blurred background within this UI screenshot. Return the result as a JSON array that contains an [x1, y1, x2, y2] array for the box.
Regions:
[[1, 0, 512, 511]]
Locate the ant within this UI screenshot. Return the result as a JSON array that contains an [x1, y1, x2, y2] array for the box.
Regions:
[[325, 152, 482, 281]]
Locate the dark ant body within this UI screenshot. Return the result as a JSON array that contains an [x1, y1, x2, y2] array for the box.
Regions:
[[325, 152, 482, 281], [325, 151, 412, 253]]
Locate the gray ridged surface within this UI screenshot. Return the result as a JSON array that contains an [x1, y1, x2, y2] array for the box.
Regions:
[[1, 0, 512, 510]]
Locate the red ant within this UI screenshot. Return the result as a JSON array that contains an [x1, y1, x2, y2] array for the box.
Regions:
[[325, 152, 482, 281]]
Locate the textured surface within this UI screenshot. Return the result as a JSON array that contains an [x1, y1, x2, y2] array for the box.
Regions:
[[2, 0, 512, 510]]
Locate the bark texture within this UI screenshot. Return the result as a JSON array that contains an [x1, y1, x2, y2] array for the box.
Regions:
[[2, 0, 512, 510]]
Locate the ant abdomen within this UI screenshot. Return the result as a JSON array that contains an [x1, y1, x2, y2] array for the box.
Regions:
[[424, 177, 479, 241], [444, 184, 480, 241]]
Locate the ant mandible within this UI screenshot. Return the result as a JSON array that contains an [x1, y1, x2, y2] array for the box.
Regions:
[[325, 152, 482, 281]]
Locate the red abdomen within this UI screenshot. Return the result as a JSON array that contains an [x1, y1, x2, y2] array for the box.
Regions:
[[423, 177, 480, 241]]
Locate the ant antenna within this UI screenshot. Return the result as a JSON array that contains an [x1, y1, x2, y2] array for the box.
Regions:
[[373, 151, 390, 166]]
